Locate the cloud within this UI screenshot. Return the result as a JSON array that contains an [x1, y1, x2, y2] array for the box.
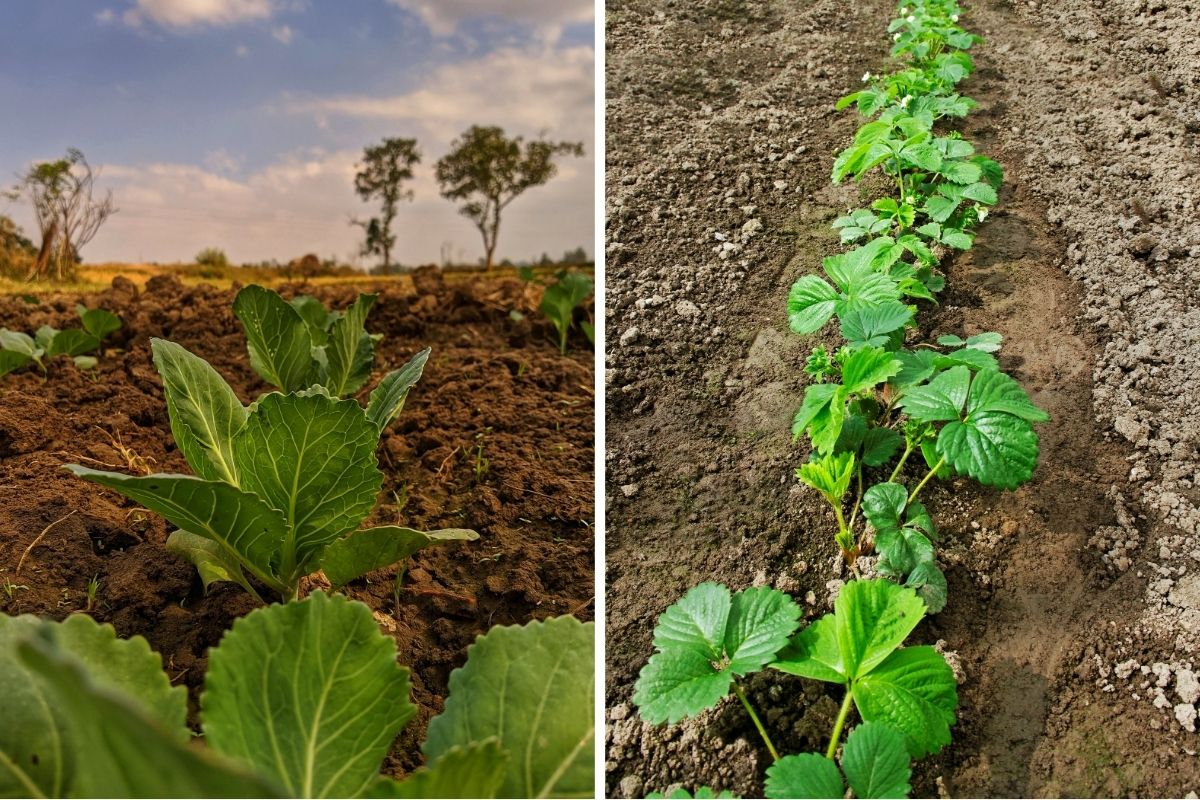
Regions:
[[122, 0, 277, 30], [386, 0, 592, 37], [271, 24, 293, 44], [235, 43, 249, 57], [65, 140, 592, 266], [286, 45, 594, 145], [95, 8, 117, 24]]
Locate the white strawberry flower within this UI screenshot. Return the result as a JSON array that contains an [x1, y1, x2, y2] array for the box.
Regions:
[[894, 32, 902, 40], [906, 14, 916, 22], [977, 206, 989, 221], [900, 94, 913, 108], [862, 71, 872, 82], [951, 13, 959, 21]]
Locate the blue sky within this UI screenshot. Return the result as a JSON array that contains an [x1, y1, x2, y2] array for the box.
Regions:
[[0, 0, 594, 265]]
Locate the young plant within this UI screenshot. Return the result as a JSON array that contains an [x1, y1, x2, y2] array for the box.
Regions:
[[233, 285, 384, 396], [0, 595, 594, 799], [538, 270, 595, 354], [66, 337, 469, 602], [0, 304, 121, 376], [634, 580, 956, 798]]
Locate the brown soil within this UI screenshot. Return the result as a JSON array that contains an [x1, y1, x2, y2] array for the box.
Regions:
[[0, 269, 595, 776], [605, 0, 1200, 797]]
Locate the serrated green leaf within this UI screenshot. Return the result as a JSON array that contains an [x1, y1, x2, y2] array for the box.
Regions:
[[724, 586, 802, 674], [232, 392, 382, 574], [797, 451, 855, 506], [841, 347, 903, 395], [900, 143, 942, 173], [961, 182, 997, 205], [920, 437, 952, 478], [809, 392, 847, 456], [772, 615, 844, 683], [366, 348, 430, 432], [652, 582, 731, 659], [840, 303, 913, 348], [906, 562, 947, 614], [937, 411, 1039, 489], [76, 305, 121, 339], [203, 592, 415, 798], [935, 347, 998, 372], [836, 580, 926, 679], [923, 195, 958, 223], [635, 650, 735, 725], [861, 428, 904, 467], [764, 753, 845, 799], [897, 365, 969, 422], [424, 616, 594, 798], [940, 230, 973, 250], [854, 646, 957, 758], [841, 722, 912, 798], [941, 160, 982, 184], [891, 349, 939, 387], [323, 293, 377, 396], [323, 525, 479, 588], [647, 788, 738, 799], [788, 276, 839, 334], [151, 338, 247, 483], [792, 384, 839, 440], [234, 285, 318, 392], [967, 369, 1049, 422], [65, 466, 285, 588], [14, 634, 283, 799], [368, 740, 508, 799]]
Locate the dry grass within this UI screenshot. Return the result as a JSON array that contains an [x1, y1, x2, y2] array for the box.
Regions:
[[0, 261, 584, 296]]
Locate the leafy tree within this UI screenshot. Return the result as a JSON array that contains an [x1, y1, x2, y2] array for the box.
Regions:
[[195, 247, 229, 268], [353, 138, 420, 273], [435, 126, 583, 271], [0, 215, 36, 278], [8, 148, 115, 281]]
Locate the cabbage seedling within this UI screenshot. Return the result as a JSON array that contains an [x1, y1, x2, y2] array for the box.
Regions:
[[0, 597, 594, 799], [1, 305, 121, 376], [540, 270, 594, 354], [233, 285, 384, 396], [66, 338, 470, 602]]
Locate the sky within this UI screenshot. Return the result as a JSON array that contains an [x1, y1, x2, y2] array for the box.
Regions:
[[0, 0, 594, 267]]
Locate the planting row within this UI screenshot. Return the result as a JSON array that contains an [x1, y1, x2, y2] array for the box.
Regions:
[[632, 1, 1049, 797], [0, 284, 594, 798]]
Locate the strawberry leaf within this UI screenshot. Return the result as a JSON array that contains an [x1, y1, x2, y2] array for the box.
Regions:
[[765, 754, 845, 799], [853, 646, 958, 758], [841, 722, 912, 798]]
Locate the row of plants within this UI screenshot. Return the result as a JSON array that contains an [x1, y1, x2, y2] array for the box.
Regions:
[[632, 2, 1048, 797], [0, 303, 121, 375], [2, 286, 594, 797]]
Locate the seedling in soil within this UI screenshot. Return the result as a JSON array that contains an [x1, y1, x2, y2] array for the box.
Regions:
[[526, 269, 595, 354], [474, 427, 493, 483], [0, 305, 121, 377], [0, 596, 594, 799], [232, 285, 389, 397], [634, 580, 956, 797], [84, 575, 100, 612], [66, 338, 474, 602]]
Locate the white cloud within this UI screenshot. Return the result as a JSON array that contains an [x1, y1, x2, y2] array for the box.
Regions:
[[235, 43, 250, 57], [123, 0, 276, 30], [49, 138, 592, 266], [387, 0, 592, 37], [271, 24, 294, 44], [95, 8, 117, 24], [287, 45, 594, 145]]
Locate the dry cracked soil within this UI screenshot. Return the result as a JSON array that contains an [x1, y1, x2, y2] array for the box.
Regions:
[[604, 0, 1200, 796]]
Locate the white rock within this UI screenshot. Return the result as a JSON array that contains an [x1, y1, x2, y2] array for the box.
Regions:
[[1177, 669, 1200, 704], [1175, 703, 1197, 732]]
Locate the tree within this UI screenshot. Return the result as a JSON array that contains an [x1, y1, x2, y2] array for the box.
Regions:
[[435, 126, 583, 271], [0, 215, 36, 278], [353, 138, 420, 273], [9, 148, 116, 281], [195, 247, 229, 268]]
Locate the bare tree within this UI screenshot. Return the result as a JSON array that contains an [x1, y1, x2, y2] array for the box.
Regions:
[[10, 148, 116, 281], [435, 126, 583, 271]]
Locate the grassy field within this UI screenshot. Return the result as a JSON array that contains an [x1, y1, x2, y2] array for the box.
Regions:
[[0, 261, 587, 295]]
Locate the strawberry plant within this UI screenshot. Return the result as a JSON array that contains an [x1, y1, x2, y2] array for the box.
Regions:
[[233, 285, 386, 396], [0, 304, 121, 376], [633, 580, 956, 798], [66, 337, 468, 602], [0, 594, 594, 798]]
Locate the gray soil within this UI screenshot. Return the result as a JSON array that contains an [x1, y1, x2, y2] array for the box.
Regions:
[[604, 0, 1200, 796]]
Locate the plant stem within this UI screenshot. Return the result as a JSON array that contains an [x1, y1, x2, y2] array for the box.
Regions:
[[908, 455, 946, 505], [847, 465, 864, 531], [732, 681, 780, 763], [889, 440, 915, 483], [826, 688, 856, 760]]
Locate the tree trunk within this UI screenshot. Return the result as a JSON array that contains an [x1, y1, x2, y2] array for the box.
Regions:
[[28, 220, 58, 281]]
